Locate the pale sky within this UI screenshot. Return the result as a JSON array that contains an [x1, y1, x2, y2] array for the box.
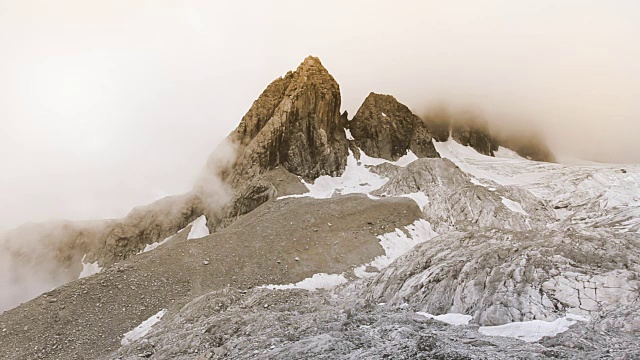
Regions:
[[1, 1, 639, 231]]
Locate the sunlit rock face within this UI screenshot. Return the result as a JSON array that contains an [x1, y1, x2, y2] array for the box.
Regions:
[[226, 56, 349, 184]]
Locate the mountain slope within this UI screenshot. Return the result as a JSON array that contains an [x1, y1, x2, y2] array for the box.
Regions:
[[0, 56, 638, 360]]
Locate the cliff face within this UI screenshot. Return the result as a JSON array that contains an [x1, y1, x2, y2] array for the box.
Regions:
[[348, 93, 441, 160], [351, 94, 556, 161], [226, 56, 349, 183], [348, 93, 499, 160], [450, 118, 498, 156]]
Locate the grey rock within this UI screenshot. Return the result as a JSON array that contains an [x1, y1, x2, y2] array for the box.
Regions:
[[349, 93, 441, 160], [225, 56, 349, 184]]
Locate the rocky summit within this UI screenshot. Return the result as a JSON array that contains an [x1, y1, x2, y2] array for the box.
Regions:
[[1, 57, 639, 360], [227, 56, 349, 183]]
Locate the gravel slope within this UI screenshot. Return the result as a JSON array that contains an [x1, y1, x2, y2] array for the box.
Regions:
[[0, 195, 421, 360]]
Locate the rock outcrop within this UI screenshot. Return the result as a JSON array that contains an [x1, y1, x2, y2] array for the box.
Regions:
[[372, 158, 554, 232], [450, 116, 498, 156], [348, 93, 441, 160], [225, 56, 349, 184], [494, 130, 556, 162], [364, 228, 640, 329]]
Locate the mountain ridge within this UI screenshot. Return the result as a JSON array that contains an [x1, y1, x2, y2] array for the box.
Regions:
[[2, 56, 637, 360], [0, 56, 560, 312]]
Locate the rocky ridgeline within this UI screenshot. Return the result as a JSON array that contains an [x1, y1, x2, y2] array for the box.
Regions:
[[0, 56, 557, 274], [370, 158, 554, 233], [349, 93, 444, 160], [226, 56, 349, 183], [2, 56, 639, 359]]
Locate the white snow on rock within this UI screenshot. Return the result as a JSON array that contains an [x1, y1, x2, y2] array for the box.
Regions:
[[344, 128, 355, 140], [416, 312, 472, 326], [78, 254, 102, 279], [501, 197, 528, 215], [399, 192, 429, 211], [121, 309, 167, 346], [139, 215, 209, 254], [494, 146, 525, 160], [263, 219, 437, 290], [187, 215, 209, 240], [355, 219, 438, 278], [141, 235, 173, 253], [478, 314, 589, 343], [433, 138, 640, 233], [279, 148, 418, 200], [261, 273, 348, 291]]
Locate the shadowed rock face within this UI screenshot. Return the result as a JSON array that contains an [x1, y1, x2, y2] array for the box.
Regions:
[[226, 56, 349, 183], [348, 93, 502, 159], [350, 93, 556, 161], [495, 131, 557, 162], [348, 93, 441, 160], [450, 118, 498, 156]]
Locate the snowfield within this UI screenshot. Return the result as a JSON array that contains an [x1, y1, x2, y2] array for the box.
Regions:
[[261, 273, 348, 291], [433, 138, 640, 233]]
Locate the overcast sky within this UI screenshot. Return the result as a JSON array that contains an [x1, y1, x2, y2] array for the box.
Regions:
[[1, 1, 639, 231]]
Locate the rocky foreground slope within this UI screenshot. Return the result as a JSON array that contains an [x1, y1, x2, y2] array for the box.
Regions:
[[1, 57, 639, 359]]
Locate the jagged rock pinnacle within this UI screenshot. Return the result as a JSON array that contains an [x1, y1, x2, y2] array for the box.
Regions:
[[349, 92, 441, 160], [225, 56, 348, 184]]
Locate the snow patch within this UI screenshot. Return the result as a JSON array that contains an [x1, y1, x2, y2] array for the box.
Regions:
[[381, 112, 387, 117], [187, 215, 209, 240], [479, 314, 588, 342], [470, 177, 485, 187], [278, 148, 419, 200], [399, 192, 429, 211], [501, 197, 528, 215], [494, 147, 525, 160], [78, 255, 102, 279], [393, 150, 419, 167], [355, 219, 438, 278], [344, 128, 354, 140], [261, 273, 348, 291], [121, 309, 167, 346], [417, 312, 472, 326], [141, 235, 172, 253]]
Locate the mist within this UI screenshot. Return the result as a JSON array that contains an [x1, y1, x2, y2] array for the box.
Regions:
[[1, 1, 639, 232]]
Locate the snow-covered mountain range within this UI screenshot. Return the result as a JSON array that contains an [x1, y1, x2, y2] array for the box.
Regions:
[[0, 57, 638, 359]]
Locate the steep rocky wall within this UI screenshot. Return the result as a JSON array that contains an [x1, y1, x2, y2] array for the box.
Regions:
[[349, 93, 441, 160], [226, 56, 349, 184]]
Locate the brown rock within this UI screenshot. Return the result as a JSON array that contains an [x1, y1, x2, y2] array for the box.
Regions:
[[349, 93, 441, 160], [225, 56, 349, 183]]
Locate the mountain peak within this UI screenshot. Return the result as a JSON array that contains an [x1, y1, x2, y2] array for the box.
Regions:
[[301, 55, 323, 67], [349, 92, 441, 160], [286, 56, 339, 96], [223, 57, 348, 185]]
